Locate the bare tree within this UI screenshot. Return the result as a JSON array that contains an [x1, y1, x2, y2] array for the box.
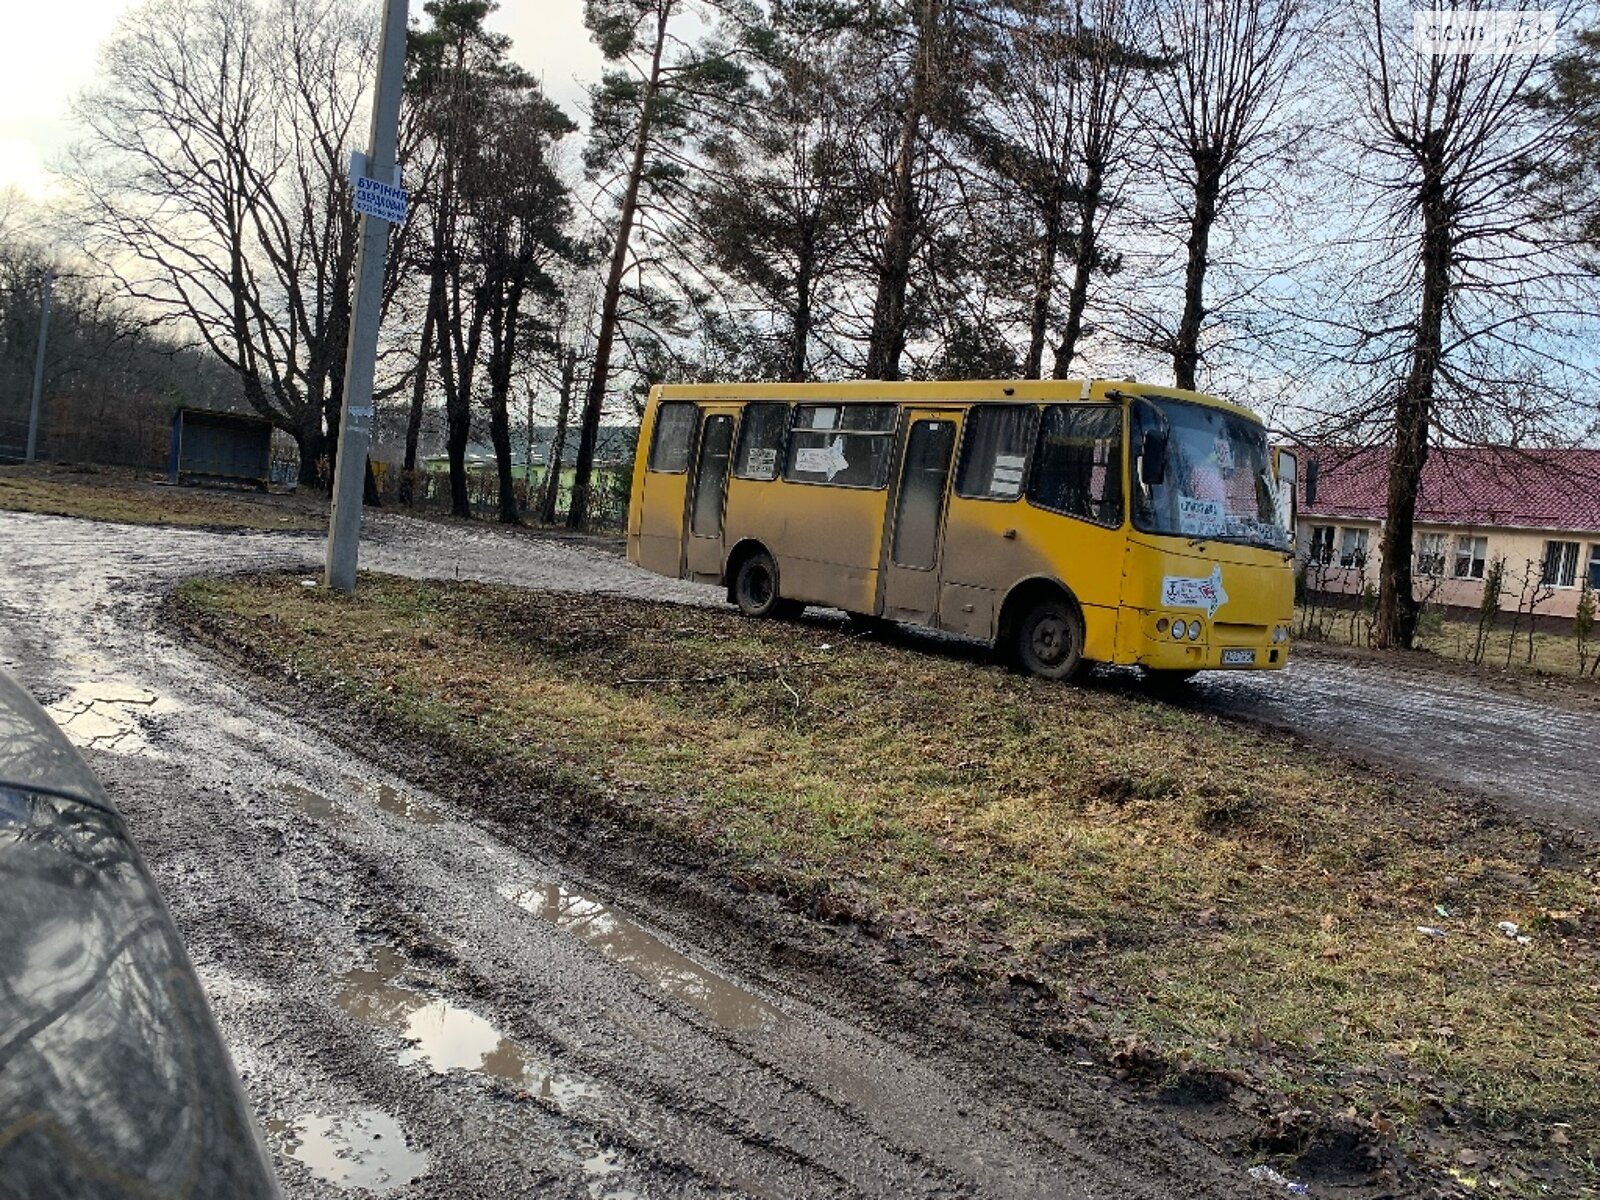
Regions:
[[962, 0, 1158, 378], [1318, 0, 1600, 649], [1141, 0, 1308, 390], [68, 0, 385, 487]]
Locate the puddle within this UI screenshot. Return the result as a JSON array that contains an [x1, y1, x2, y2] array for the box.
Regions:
[[335, 948, 603, 1109], [342, 773, 442, 824], [504, 882, 787, 1034], [266, 1108, 428, 1192], [579, 1145, 640, 1200], [46, 681, 177, 754], [279, 783, 351, 824]]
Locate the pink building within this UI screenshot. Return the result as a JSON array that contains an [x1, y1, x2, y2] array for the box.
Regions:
[[1295, 446, 1600, 620]]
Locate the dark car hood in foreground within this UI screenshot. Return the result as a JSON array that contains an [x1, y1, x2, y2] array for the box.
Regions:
[[0, 673, 279, 1200]]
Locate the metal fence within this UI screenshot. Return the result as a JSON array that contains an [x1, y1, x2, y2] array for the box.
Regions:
[[382, 464, 631, 530], [0, 418, 40, 464]]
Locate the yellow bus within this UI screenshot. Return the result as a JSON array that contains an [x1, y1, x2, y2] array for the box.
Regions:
[[626, 379, 1297, 681]]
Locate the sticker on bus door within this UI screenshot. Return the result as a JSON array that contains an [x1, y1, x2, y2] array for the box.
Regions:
[[1161, 564, 1229, 618]]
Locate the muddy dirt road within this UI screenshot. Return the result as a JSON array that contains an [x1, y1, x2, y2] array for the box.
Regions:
[[4, 510, 1594, 1198], [2, 510, 1266, 1200]]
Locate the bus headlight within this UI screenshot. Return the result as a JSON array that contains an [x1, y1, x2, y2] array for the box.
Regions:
[[1170, 620, 1185, 640], [1187, 620, 1202, 641], [1272, 624, 1289, 644], [1156, 617, 1170, 634]]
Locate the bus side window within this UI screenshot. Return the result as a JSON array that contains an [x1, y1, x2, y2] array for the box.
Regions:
[[784, 403, 898, 488], [1027, 405, 1124, 527], [955, 406, 1038, 500], [733, 403, 788, 480], [648, 402, 698, 473]]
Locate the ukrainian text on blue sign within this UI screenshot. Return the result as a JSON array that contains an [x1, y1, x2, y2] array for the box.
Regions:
[[354, 174, 408, 223]]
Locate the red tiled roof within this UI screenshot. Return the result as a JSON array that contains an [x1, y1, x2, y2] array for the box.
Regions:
[[1296, 446, 1600, 532]]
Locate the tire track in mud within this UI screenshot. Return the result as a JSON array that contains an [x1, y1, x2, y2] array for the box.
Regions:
[[2, 511, 1250, 1200]]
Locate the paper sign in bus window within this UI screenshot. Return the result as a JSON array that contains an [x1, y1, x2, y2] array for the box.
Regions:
[[1178, 495, 1224, 536], [990, 453, 1026, 497], [795, 437, 850, 480], [744, 447, 776, 477]]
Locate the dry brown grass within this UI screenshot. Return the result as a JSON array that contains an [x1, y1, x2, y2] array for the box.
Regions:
[[0, 465, 320, 531], [178, 572, 1600, 1193]]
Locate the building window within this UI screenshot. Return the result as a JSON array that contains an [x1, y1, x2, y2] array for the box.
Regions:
[[1542, 540, 1580, 588], [1415, 532, 1446, 576], [1308, 525, 1334, 565], [733, 403, 787, 480], [648, 402, 697, 474], [1026, 404, 1123, 527], [1589, 544, 1600, 590], [783, 403, 898, 488], [1338, 527, 1369, 569], [1453, 535, 1487, 580], [955, 405, 1038, 500]]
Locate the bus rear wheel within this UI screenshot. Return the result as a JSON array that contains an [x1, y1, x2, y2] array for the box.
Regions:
[[733, 550, 800, 619], [1014, 598, 1086, 681]]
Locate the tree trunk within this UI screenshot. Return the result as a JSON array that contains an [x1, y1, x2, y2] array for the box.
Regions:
[[1024, 205, 1060, 379], [866, 101, 924, 381], [570, 4, 670, 530], [787, 231, 815, 382], [866, 0, 939, 382], [294, 413, 326, 489], [539, 348, 576, 525], [1173, 160, 1220, 391], [1051, 162, 1103, 379], [1375, 145, 1451, 650], [399, 288, 438, 507], [487, 384, 518, 524]]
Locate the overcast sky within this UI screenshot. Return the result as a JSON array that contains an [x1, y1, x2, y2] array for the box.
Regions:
[[0, 0, 603, 202]]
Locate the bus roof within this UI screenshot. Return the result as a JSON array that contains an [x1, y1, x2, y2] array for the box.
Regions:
[[653, 379, 1265, 425]]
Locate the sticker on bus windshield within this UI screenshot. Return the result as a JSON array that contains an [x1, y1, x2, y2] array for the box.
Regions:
[[745, 447, 777, 477], [990, 453, 1026, 497], [1178, 496, 1225, 537], [1213, 435, 1235, 472], [1161, 564, 1229, 618]]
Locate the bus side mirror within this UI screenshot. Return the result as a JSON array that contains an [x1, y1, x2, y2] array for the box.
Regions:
[[1274, 448, 1297, 539], [1304, 459, 1319, 506], [1139, 428, 1167, 487]]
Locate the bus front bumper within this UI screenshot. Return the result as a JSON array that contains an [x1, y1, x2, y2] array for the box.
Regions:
[[1125, 611, 1292, 672]]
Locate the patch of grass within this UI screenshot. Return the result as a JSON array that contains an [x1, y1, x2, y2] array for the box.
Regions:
[[0, 465, 320, 531], [1299, 601, 1599, 683], [178, 572, 1600, 1190]]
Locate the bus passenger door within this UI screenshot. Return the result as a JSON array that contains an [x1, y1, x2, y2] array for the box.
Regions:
[[881, 412, 959, 622], [636, 402, 699, 578], [684, 410, 736, 581]]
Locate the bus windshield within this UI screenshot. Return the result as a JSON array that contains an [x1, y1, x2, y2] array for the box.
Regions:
[[1132, 397, 1288, 552]]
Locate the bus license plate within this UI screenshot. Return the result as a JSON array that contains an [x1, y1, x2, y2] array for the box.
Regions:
[[1221, 648, 1256, 665]]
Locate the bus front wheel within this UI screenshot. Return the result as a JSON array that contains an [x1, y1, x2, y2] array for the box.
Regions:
[[733, 551, 800, 619], [1014, 599, 1086, 681]]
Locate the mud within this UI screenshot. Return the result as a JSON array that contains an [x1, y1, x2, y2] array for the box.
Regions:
[[2, 509, 1267, 1198], [6, 507, 1588, 1198]]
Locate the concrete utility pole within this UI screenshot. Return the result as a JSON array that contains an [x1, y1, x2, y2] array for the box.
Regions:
[[25, 269, 53, 464], [325, 0, 410, 593]]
